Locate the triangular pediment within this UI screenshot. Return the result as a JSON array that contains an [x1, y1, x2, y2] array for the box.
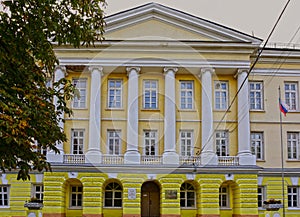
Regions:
[[104, 3, 262, 44]]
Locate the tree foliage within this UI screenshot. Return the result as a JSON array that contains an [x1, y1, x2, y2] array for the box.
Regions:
[[0, 0, 106, 180]]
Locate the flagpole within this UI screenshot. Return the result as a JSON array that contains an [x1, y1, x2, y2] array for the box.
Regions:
[[279, 86, 286, 217]]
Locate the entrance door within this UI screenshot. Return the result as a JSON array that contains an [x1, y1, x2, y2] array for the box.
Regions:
[[141, 182, 160, 217]]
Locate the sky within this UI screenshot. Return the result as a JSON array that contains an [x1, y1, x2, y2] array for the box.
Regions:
[[105, 0, 300, 44]]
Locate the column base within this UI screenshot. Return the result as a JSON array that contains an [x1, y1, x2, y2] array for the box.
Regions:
[[86, 150, 102, 164], [238, 154, 256, 165], [124, 151, 141, 164], [200, 152, 218, 166], [163, 152, 179, 164]]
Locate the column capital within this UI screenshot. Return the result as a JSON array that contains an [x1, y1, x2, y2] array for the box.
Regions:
[[55, 65, 66, 72], [88, 66, 103, 75], [126, 67, 141, 75], [200, 67, 215, 74], [235, 68, 249, 78], [163, 67, 178, 74]]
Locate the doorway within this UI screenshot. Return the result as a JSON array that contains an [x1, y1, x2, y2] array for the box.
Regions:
[[141, 181, 160, 217]]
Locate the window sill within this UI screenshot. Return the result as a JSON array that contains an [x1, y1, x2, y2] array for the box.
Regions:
[[177, 109, 198, 112], [214, 109, 231, 112], [286, 159, 300, 162], [141, 109, 160, 111], [220, 207, 232, 210], [105, 108, 124, 111], [256, 159, 266, 162], [0, 206, 10, 209], [250, 109, 265, 112], [72, 107, 88, 110], [287, 207, 300, 210], [103, 207, 122, 209]]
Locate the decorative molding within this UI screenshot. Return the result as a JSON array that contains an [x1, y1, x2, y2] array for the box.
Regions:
[[126, 66, 141, 76], [88, 66, 104, 76], [163, 67, 178, 74]]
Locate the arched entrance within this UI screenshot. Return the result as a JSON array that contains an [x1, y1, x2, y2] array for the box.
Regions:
[[141, 181, 160, 217]]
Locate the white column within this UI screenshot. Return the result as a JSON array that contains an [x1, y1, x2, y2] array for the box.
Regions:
[[163, 67, 179, 164], [200, 68, 218, 165], [47, 66, 65, 163], [124, 67, 141, 164], [237, 69, 256, 165], [86, 66, 103, 164]]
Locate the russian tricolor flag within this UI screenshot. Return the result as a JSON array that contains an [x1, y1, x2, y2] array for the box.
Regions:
[[279, 98, 288, 116]]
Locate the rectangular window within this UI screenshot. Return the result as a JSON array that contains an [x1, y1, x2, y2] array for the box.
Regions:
[[33, 140, 47, 156], [107, 130, 121, 155], [285, 82, 298, 111], [108, 80, 122, 108], [144, 130, 157, 156], [249, 81, 263, 110], [287, 132, 299, 160], [180, 131, 193, 156], [0, 185, 9, 207], [216, 131, 228, 156], [32, 184, 44, 202], [215, 81, 228, 110], [180, 81, 193, 109], [219, 186, 229, 208], [251, 132, 264, 160], [143, 80, 158, 109], [288, 186, 299, 208], [70, 186, 83, 208], [72, 78, 87, 108], [257, 186, 266, 208], [71, 129, 84, 155]]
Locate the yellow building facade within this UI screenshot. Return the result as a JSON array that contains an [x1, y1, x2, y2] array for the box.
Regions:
[[1, 3, 300, 217]]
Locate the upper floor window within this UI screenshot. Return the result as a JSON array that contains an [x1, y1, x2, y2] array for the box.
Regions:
[[143, 80, 158, 109], [144, 130, 157, 156], [0, 185, 9, 207], [214, 81, 228, 110], [107, 130, 121, 155], [72, 78, 87, 108], [104, 182, 122, 207], [285, 82, 298, 111], [180, 81, 193, 109], [180, 131, 193, 156], [219, 186, 229, 208], [32, 184, 44, 202], [287, 132, 300, 160], [288, 186, 300, 208], [70, 185, 83, 208], [108, 79, 122, 108], [71, 129, 84, 155], [249, 81, 263, 110], [180, 182, 196, 208], [33, 140, 47, 156], [257, 186, 266, 208], [251, 132, 264, 160], [215, 131, 228, 156]]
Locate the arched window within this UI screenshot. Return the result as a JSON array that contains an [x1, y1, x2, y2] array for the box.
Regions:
[[180, 182, 195, 208], [104, 182, 122, 207]]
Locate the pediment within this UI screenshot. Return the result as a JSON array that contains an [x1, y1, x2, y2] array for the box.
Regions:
[[104, 3, 262, 44]]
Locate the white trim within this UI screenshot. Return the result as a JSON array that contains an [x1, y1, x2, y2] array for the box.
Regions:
[[179, 130, 194, 156], [107, 79, 123, 109], [107, 130, 122, 155], [143, 130, 158, 155], [143, 79, 158, 109]]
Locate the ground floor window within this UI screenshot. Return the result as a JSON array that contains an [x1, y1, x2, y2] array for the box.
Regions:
[[104, 182, 122, 207], [0, 186, 9, 207], [180, 182, 196, 208], [70, 185, 83, 208]]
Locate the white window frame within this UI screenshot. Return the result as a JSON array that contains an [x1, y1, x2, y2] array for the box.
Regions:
[[72, 78, 87, 109], [33, 140, 47, 156], [215, 131, 229, 157], [180, 81, 194, 110], [288, 186, 300, 208], [104, 182, 122, 207], [287, 132, 300, 160], [107, 130, 121, 155], [285, 82, 298, 111], [108, 79, 122, 109], [214, 81, 229, 110], [251, 132, 264, 160], [180, 182, 196, 208], [258, 186, 266, 208], [71, 129, 85, 155], [32, 184, 44, 202], [0, 185, 9, 208], [143, 80, 158, 109], [249, 81, 263, 110], [70, 185, 83, 208], [180, 130, 194, 156], [143, 130, 158, 156], [219, 186, 229, 208]]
